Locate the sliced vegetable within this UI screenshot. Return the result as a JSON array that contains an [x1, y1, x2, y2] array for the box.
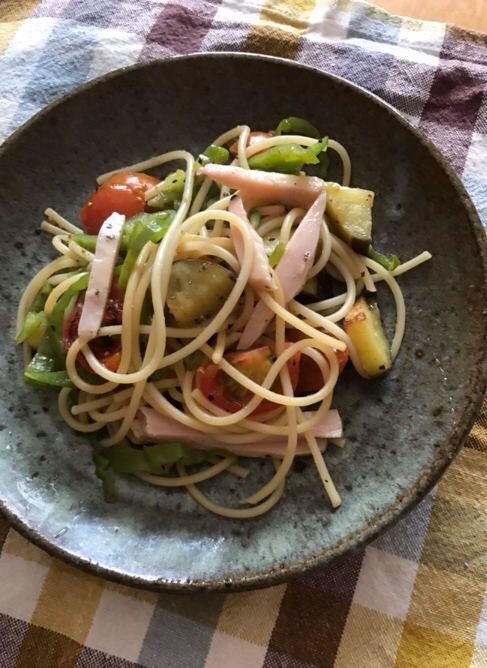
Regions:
[[72, 214, 137, 252], [249, 211, 261, 229], [166, 260, 235, 328], [78, 212, 125, 342], [229, 131, 273, 158], [343, 296, 391, 377], [274, 117, 321, 139], [184, 349, 207, 371], [368, 247, 400, 271], [198, 164, 324, 210], [286, 328, 349, 394], [118, 210, 175, 289], [229, 196, 276, 292], [24, 326, 72, 388], [268, 242, 285, 268], [199, 144, 229, 165], [62, 281, 124, 373], [49, 273, 89, 363], [323, 182, 374, 255], [16, 311, 48, 348], [30, 282, 53, 313], [81, 171, 159, 234], [196, 345, 301, 417], [248, 139, 328, 175], [92, 439, 116, 502], [147, 169, 185, 211], [104, 441, 221, 474]]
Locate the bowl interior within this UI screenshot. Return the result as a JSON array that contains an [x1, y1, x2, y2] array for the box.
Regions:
[[0, 53, 486, 591]]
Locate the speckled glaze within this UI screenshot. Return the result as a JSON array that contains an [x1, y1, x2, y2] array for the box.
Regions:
[[0, 54, 486, 592]]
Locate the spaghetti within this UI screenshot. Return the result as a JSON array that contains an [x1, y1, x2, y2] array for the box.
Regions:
[[16, 118, 431, 518]]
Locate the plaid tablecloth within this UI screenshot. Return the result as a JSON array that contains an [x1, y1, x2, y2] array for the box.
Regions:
[[1, 1, 487, 666]]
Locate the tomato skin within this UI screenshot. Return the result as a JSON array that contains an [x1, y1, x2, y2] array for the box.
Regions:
[[196, 345, 300, 416], [228, 132, 273, 158], [80, 171, 159, 234], [286, 329, 349, 394], [62, 283, 124, 373]]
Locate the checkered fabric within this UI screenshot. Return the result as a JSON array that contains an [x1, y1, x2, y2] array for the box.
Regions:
[[1, 0, 487, 666]]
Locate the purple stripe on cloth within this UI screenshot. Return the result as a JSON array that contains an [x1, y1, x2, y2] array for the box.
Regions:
[[0, 614, 29, 668], [141, 0, 223, 59], [107, 0, 169, 36], [264, 550, 365, 668], [58, 0, 119, 28], [381, 60, 437, 122], [373, 493, 435, 562], [76, 647, 141, 668], [443, 26, 487, 68], [419, 61, 485, 173]]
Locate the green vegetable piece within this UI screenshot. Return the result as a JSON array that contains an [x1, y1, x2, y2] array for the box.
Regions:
[[23, 326, 73, 388], [248, 139, 328, 175], [167, 260, 236, 328], [274, 117, 321, 139], [199, 144, 229, 166], [92, 440, 116, 503], [368, 247, 400, 271], [16, 311, 48, 347], [72, 216, 136, 252], [249, 211, 261, 229], [30, 283, 53, 313], [24, 369, 73, 388], [118, 211, 176, 288], [103, 441, 222, 474], [48, 273, 89, 362], [147, 169, 185, 210], [184, 349, 206, 371], [268, 242, 285, 268], [323, 182, 374, 255]]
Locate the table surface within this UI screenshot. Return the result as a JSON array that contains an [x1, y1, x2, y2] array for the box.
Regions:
[[370, 0, 487, 33]]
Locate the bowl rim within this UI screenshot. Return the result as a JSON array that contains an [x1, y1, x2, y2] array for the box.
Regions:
[[1, 51, 487, 593]]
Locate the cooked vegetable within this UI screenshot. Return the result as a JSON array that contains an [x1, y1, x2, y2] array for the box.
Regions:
[[24, 326, 72, 388], [147, 169, 185, 211], [80, 171, 159, 234], [247, 139, 328, 175], [368, 247, 400, 271], [196, 345, 301, 417], [343, 296, 391, 377], [16, 311, 48, 348], [323, 182, 374, 255], [198, 144, 229, 165], [104, 441, 221, 474], [166, 260, 235, 327], [268, 242, 285, 268], [274, 117, 321, 139]]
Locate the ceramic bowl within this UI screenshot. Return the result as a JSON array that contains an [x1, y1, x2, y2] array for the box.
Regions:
[[0, 53, 486, 591]]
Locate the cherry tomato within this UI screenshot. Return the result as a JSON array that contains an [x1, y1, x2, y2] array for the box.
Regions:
[[228, 132, 273, 158], [80, 171, 159, 234], [286, 329, 349, 394], [196, 345, 300, 416], [62, 283, 124, 373]]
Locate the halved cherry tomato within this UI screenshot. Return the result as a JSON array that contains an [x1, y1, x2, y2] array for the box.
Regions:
[[228, 132, 273, 158], [286, 329, 349, 394], [62, 282, 124, 373], [80, 171, 160, 235], [196, 345, 301, 416]]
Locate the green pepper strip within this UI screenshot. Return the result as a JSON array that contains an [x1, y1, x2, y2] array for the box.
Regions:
[[268, 243, 285, 268], [147, 169, 186, 211], [248, 138, 328, 175], [118, 211, 176, 289], [23, 327, 73, 388], [274, 116, 321, 139], [91, 439, 116, 503], [184, 349, 206, 371], [72, 216, 136, 252], [198, 144, 229, 166], [103, 442, 224, 474], [16, 311, 48, 345], [249, 211, 261, 229], [368, 247, 400, 271]]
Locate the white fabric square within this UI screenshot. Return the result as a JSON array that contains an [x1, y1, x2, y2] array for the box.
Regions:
[[463, 132, 487, 182], [306, 3, 351, 43], [0, 552, 48, 622], [205, 630, 266, 668], [353, 546, 418, 620], [85, 588, 156, 662], [88, 29, 146, 79]]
